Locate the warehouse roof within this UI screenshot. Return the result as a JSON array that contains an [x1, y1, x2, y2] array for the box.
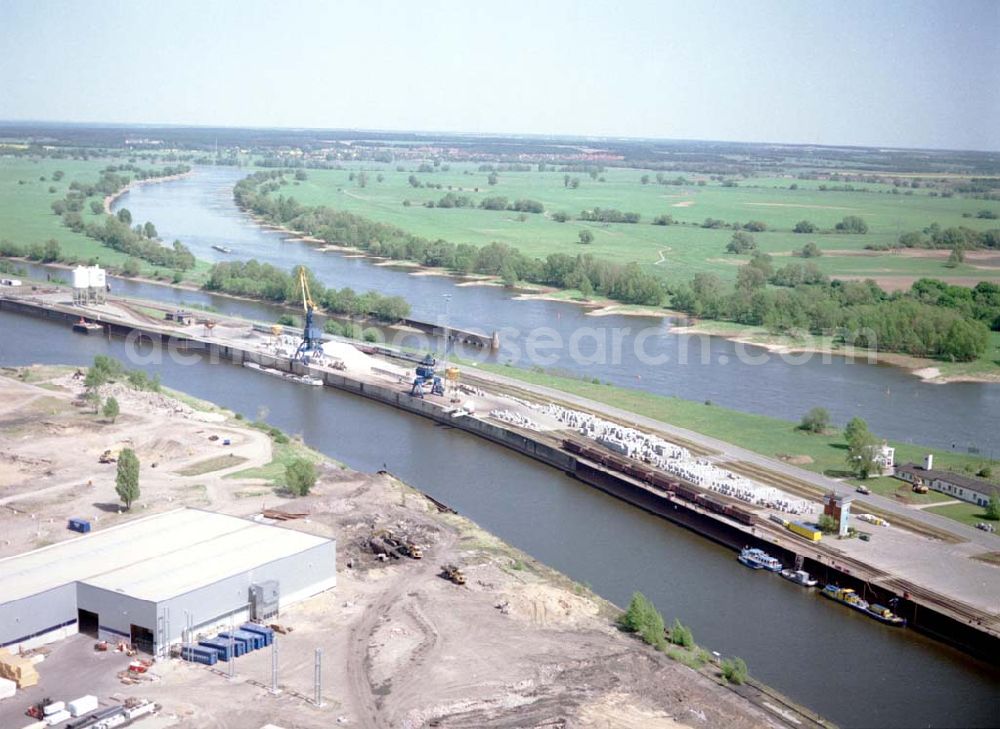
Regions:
[[895, 463, 1000, 498], [0, 509, 333, 604]]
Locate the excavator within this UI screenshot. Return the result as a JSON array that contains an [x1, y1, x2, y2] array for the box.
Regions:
[[294, 267, 325, 362]]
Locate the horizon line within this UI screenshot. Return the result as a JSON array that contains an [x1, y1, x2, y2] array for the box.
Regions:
[[2, 118, 998, 157]]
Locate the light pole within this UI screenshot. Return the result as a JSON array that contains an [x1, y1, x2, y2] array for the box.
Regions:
[[441, 294, 452, 369]]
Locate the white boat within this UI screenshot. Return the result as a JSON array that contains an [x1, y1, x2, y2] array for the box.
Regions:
[[780, 569, 818, 587], [212, 245, 233, 254], [243, 362, 323, 386], [738, 547, 782, 572]]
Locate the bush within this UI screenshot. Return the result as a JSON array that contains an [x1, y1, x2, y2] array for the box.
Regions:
[[721, 657, 748, 684], [726, 231, 756, 254], [835, 215, 869, 234], [285, 457, 317, 496], [618, 592, 666, 649], [670, 618, 694, 648], [801, 241, 822, 258], [798, 407, 830, 434], [794, 220, 817, 234]]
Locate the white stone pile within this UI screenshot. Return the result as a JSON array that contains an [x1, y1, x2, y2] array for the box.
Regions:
[[488, 409, 541, 430], [499, 396, 810, 515]]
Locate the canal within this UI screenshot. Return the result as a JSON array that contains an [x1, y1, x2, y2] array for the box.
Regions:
[[108, 165, 1000, 455], [0, 311, 996, 728]]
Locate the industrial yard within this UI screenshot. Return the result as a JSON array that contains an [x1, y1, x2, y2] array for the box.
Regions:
[[0, 365, 793, 728]]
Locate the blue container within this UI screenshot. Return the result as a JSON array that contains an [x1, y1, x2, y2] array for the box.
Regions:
[[240, 623, 274, 646], [68, 518, 92, 533], [181, 646, 218, 666], [198, 639, 233, 661], [232, 629, 264, 650], [217, 632, 252, 655]]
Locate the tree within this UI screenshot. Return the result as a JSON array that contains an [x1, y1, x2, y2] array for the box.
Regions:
[[801, 241, 822, 258], [945, 247, 964, 268], [721, 657, 748, 684], [835, 216, 869, 234], [294, 169, 308, 181], [985, 495, 1000, 521], [578, 230, 594, 245], [847, 430, 881, 479], [640, 174, 650, 184], [42, 238, 60, 263], [843, 416, 868, 446], [578, 277, 594, 300], [618, 592, 666, 649], [726, 231, 756, 254], [117, 208, 132, 224], [143, 221, 157, 239], [102, 396, 120, 423], [122, 257, 141, 277], [115, 448, 140, 510], [487, 172, 499, 186], [285, 457, 317, 496], [799, 407, 830, 434], [90, 200, 105, 215], [817, 513, 838, 534], [794, 220, 817, 234]]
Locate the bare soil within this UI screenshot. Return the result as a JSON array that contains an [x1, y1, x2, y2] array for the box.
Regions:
[[0, 368, 780, 728]]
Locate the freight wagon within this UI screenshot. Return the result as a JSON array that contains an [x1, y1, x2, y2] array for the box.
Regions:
[[561, 438, 757, 526]]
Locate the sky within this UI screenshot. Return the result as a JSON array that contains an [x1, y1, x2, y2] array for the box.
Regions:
[[1, 0, 998, 151]]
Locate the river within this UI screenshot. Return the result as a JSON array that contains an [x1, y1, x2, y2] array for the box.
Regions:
[[107, 166, 1000, 455], [0, 312, 996, 727]]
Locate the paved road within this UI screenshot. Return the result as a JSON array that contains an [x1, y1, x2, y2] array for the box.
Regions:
[[466, 366, 1000, 551]]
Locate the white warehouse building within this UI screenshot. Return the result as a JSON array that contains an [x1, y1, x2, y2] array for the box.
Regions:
[[0, 509, 336, 655]]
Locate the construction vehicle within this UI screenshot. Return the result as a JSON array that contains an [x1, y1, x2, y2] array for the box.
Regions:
[[294, 267, 324, 362], [370, 530, 423, 560], [912, 480, 929, 494], [440, 564, 466, 585], [410, 354, 444, 398], [98, 449, 117, 464], [369, 534, 403, 560]]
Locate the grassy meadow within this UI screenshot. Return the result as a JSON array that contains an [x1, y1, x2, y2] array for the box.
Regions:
[[0, 155, 209, 279], [284, 163, 1000, 287]]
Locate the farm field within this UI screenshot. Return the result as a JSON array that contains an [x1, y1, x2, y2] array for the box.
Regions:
[[283, 163, 1000, 286]]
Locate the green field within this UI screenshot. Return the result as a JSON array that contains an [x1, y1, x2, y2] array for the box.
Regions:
[[283, 163, 1000, 286], [924, 501, 998, 528], [0, 156, 208, 280]]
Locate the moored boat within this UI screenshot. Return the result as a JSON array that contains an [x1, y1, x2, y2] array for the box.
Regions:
[[243, 361, 323, 387], [865, 603, 907, 627], [212, 245, 233, 254], [821, 585, 906, 626], [738, 547, 782, 572], [780, 569, 818, 587]]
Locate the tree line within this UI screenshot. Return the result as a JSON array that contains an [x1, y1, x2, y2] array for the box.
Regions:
[[234, 172, 667, 306], [672, 260, 991, 360], [204, 259, 410, 322]]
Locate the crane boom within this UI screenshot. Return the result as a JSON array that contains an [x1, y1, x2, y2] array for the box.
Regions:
[[294, 267, 323, 361]]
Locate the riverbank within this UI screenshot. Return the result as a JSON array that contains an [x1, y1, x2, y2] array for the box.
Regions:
[[102, 169, 195, 214], [0, 365, 802, 728], [669, 320, 1000, 384]]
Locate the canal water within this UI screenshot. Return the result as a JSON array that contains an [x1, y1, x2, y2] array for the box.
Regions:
[[0, 312, 996, 728], [109, 166, 1000, 455]]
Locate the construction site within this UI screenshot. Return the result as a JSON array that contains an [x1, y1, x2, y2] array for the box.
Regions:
[[0, 362, 799, 729]]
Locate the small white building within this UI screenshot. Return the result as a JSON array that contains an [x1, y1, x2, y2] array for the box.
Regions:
[[895, 458, 998, 508]]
